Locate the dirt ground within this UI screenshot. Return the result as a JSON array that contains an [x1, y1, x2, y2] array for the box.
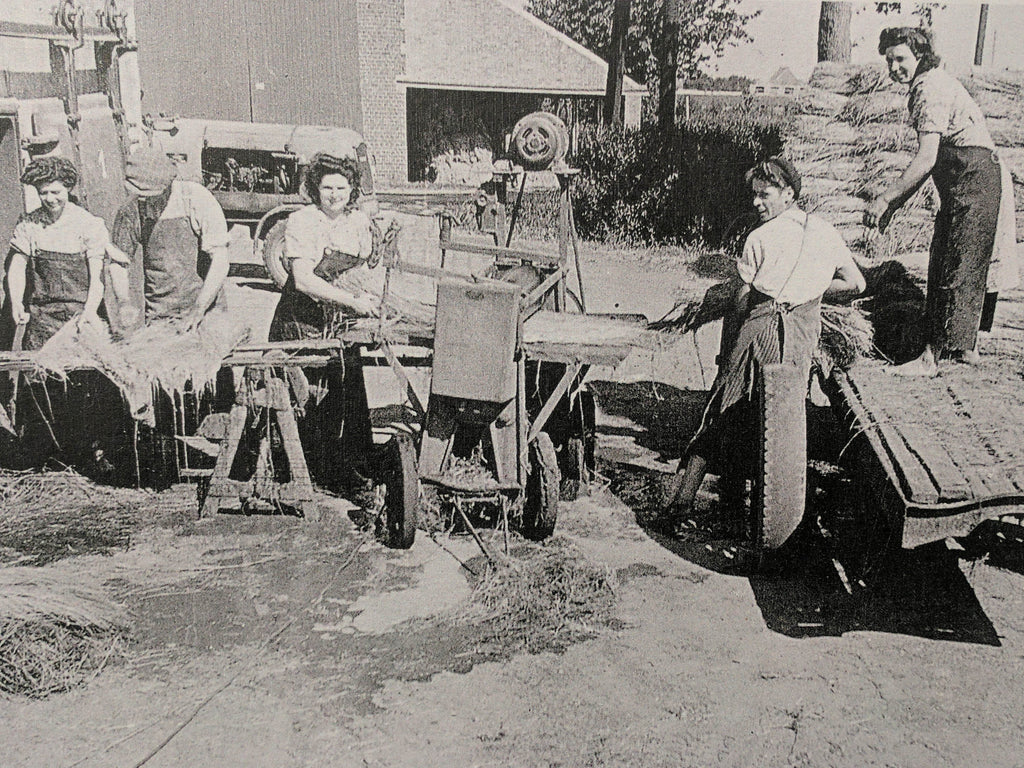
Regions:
[[3, 237, 1024, 767]]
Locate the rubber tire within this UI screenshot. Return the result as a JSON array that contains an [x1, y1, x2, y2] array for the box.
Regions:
[[383, 434, 419, 549], [522, 431, 560, 541], [261, 219, 289, 288], [751, 362, 807, 552]]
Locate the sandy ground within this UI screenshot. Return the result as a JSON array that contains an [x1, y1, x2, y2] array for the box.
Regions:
[[3, 232, 1024, 767]]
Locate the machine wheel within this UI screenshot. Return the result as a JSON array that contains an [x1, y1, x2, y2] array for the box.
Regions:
[[751, 362, 807, 552], [511, 112, 568, 171], [261, 219, 289, 288], [521, 432, 560, 540], [382, 434, 419, 549]]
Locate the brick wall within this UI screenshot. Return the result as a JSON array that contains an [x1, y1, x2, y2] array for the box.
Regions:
[[357, 0, 408, 185]]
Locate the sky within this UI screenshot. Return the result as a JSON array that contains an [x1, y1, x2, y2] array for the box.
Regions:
[[707, 1, 1024, 80]]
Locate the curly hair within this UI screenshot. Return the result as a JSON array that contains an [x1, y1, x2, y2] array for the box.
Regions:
[[20, 156, 79, 190], [878, 27, 941, 76], [304, 153, 361, 207]]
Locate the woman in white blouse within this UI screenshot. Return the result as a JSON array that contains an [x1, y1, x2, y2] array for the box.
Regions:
[[267, 153, 378, 491], [864, 27, 1002, 376]]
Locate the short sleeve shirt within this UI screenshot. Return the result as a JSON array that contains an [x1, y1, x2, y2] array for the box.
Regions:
[[737, 207, 858, 307], [111, 179, 230, 258], [9, 202, 109, 260], [283, 205, 373, 266], [909, 67, 994, 149]]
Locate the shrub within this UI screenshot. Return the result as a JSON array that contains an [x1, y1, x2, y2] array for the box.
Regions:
[[569, 98, 792, 247]]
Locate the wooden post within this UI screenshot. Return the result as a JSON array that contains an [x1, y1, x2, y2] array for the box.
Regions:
[[603, 0, 631, 127], [974, 4, 989, 67]]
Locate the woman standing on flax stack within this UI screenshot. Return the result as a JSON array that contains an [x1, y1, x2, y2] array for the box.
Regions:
[[267, 152, 379, 493], [864, 27, 1017, 376]]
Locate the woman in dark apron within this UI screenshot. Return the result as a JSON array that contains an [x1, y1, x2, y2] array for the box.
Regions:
[[268, 153, 379, 491], [865, 27, 1001, 376], [4, 157, 128, 473]]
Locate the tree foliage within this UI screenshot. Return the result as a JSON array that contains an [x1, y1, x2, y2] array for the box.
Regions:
[[527, 0, 758, 89]]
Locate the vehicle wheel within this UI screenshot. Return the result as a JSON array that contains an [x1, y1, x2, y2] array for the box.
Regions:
[[261, 219, 289, 288], [522, 432, 560, 540], [751, 362, 807, 552], [382, 434, 419, 549]]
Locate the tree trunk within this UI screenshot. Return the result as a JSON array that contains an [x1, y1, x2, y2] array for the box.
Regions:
[[817, 1, 852, 63], [603, 0, 632, 127], [658, 0, 680, 131]]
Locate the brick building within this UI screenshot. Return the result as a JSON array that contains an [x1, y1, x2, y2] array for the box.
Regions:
[[133, 0, 644, 184]]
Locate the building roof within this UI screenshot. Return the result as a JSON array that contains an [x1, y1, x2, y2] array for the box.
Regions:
[[768, 67, 801, 86], [402, 0, 646, 95]]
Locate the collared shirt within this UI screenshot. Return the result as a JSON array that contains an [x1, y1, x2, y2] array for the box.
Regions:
[[283, 204, 372, 265], [737, 207, 858, 307], [909, 67, 995, 149], [9, 202, 109, 259], [111, 179, 229, 259]]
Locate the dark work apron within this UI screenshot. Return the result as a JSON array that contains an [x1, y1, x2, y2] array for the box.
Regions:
[[24, 248, 89, 351], [268, 249, 372, 489], [926, 144, 1000, 354], [138, 197, 205, 322]]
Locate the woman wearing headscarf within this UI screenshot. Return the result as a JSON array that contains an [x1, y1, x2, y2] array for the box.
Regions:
[[663, 157, 865, 537], [7, 156, 109, 350], [268, 152, 378, 491], [864, 27, 1007, 376]]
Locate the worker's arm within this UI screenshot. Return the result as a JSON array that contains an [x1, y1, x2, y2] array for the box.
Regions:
[[291, 258, 377, 317], [76, 255, 105, 330], [105, 243, 141, 329], [183, 244, 230, 332], [864, 131, 940, 230], [7, 251, 30, 326], [826, 261, 867, 300]]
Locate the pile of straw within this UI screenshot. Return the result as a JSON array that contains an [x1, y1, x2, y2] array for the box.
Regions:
[[0, 468, 152, 566], [31, 312, 249, 426], [652, 283, 874, 373], [459, 540, 617, 653], [0, 567, 128, 697], [792, 64, 1024, 257]]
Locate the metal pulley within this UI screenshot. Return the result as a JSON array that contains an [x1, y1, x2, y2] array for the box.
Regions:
[[510, 111, 569, 171]]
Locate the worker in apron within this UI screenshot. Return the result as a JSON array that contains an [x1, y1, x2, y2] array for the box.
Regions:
[[107, 147, 232, 486], [663, 157, 865, 539], [267, 152, 378, 493], [3, 156, 128, 474], [108, 146, 230, 329]]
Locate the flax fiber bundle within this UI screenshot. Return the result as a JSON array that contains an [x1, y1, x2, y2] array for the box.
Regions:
[[0, 566, 128, 697], [30, 310, 250, 426]]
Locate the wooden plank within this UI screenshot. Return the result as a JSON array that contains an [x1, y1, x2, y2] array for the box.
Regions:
[[839, 372, 940, 504], [897, 424, 973, 502]]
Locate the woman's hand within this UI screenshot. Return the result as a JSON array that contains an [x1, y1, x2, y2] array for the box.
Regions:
[[863, 195, 890, 229], [11, 305, 30, 326]]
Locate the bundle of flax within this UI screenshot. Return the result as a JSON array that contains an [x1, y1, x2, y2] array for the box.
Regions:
[[30, 310, 250, 425], [0, 567, 128, 697], [653, 281, 874, 373], [0, 468, 152, 565]]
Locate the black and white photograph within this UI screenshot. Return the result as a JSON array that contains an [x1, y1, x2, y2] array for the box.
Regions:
[[1, 0, 1023, 765]]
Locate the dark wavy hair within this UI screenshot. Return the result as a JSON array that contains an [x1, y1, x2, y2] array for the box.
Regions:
[[878, 27, 941, 76], [744, 155, 802, 200], [304, 153, 361, 207], [20, 156, 79, 189]]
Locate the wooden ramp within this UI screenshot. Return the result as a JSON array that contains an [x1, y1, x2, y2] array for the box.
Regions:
[[833, 359, 1024, 547]]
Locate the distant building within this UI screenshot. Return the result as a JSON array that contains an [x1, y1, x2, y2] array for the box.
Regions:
[[748, 67, 804, 97]]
